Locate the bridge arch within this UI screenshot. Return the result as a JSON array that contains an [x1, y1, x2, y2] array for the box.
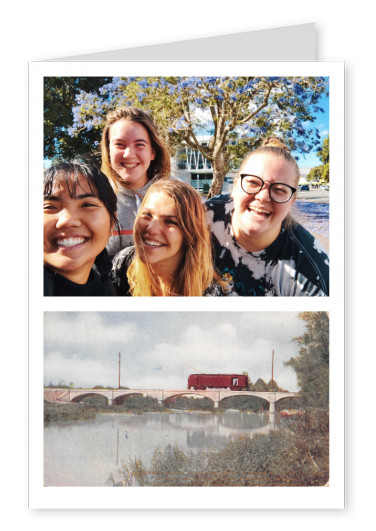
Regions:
[[71, 392, 110, 405], [112, 392, 158, 406], [219, 393, 270, 409], [162, 391, 216, 408]]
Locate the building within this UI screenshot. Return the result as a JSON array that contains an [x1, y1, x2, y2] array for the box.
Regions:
[[172, 139, 316, 194], [171, 136, 235, 194]]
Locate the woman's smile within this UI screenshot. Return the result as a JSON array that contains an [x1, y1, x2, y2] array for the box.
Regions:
[[231, 154, 296, 251], [245, 204, 272, 219], [43, 175, 112, 284], [53, 236, 89, 248], [109, 119, 156, 189], [135, 191, 185, 278], [142, 238, 166, 248]]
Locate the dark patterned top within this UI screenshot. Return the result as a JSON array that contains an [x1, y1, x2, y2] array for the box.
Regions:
[[111, 246, 226, 297], [205, 194, 329, 297], [44, 266, 116, 296]]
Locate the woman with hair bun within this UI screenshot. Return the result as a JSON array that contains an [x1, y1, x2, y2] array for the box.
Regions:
[[100, 106, 171, 257], [206, 137, 329, 296], [111, 180, 226, 296]]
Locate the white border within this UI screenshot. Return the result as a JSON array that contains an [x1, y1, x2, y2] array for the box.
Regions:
[[29, 61, 344, 509]]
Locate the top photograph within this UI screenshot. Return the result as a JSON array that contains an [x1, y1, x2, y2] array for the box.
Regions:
[[43, 75, 330, 297]]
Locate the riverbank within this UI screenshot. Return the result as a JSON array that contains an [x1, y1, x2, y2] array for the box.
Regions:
[[112, 410, 329, 487], [44, 401, 97, 424], [44, 400, 164, 424], [44, 400, 274, 424], [44, 407, 328, 487]]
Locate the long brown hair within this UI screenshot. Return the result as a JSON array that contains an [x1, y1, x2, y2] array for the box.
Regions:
[[127, 180, 223, 296], [101, 107, 171, 192]]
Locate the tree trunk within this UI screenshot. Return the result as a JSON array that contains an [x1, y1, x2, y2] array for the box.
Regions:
[[207, 151, 230, 199]]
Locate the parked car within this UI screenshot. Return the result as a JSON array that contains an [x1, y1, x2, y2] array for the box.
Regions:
[[300, 184, 310, 191], [320, 184, 329, 191]]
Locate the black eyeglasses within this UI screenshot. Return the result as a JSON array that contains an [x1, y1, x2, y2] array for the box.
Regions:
[[240, 174, 296, 203]]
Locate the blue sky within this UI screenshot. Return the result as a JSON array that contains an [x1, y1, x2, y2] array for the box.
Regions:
[[294, 92, 329, 169]]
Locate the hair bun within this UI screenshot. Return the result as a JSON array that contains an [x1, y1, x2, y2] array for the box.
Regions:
[[262, 137, 290, 151]]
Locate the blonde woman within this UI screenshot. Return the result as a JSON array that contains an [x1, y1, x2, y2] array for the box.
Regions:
[[101, 106, 171, 257], [206, 137, 329, 296], [111, 180, 226, 296]]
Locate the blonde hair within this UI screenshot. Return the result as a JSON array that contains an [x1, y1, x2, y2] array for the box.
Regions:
[[100, 107, 171, 192], [236, 136, 299, 229], [239, 136, 300, 189], [127, 180, 222, 296]]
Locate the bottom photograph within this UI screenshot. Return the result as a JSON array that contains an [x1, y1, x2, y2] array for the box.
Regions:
[[43, 311, 329, 487]]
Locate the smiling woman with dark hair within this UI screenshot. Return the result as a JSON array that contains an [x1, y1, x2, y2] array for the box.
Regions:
[[206, 138, 329, 296], [43, 158, 119, 296]]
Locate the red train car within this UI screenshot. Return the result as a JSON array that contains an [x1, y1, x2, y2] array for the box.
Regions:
[[187, 374, 249, 391]]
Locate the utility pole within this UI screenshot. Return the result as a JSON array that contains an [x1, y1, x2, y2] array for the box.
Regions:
[[271, 349, 274, 392], [118, 352, 121, 389]]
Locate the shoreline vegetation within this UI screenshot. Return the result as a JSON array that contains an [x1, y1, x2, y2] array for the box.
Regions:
[[44, 399, 328, 487], [111, 410, 329, 487]]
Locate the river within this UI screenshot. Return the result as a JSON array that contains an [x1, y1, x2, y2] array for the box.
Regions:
[[44, 410, 279, 486]]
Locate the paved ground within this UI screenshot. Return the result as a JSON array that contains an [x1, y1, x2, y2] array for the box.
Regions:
[[293, 191, 329, 251], [296, 189, 329, 204]]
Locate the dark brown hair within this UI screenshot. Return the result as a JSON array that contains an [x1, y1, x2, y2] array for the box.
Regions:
[[101, 107, 171, 191]]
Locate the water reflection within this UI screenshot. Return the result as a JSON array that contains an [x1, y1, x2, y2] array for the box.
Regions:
[[44, 410, 279, 486]]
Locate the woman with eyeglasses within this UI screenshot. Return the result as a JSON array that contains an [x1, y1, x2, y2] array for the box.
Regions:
[[206, 137, 329, 296]]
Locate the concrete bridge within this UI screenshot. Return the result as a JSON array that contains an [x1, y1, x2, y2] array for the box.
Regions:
[[44, 388, 297, 413]]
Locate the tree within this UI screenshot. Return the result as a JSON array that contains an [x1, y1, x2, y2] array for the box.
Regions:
[[307, 136, 329, 183], [317, 135, 329, 166], [317, 135, 329, 182], [44, 77, 112, 161], [285, 312, 329, 408], [55, 76, 328, 197], [252, 378, 269, 392], [306, 166, 323, 183], [267, 379, 286, 392]]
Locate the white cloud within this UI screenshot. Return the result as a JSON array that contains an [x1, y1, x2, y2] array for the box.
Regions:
[[44, 312, 137, 349], [44, 351, 116, 388], [127, 326, 298, 391], [184, 322, 237, 350]]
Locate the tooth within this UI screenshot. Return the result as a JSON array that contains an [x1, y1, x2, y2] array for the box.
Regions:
[[251, 207, 269, 215], [56, 238, 85, 247], [145, 240, 163, 247]]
